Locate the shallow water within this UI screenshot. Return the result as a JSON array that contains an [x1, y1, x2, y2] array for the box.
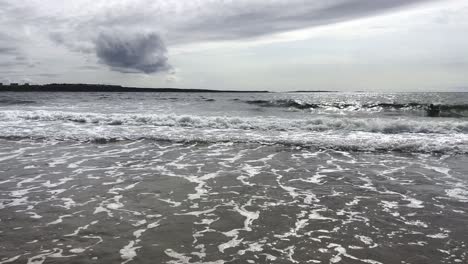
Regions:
[[0, 92, 468, 263], [1, 140, 468, 264]]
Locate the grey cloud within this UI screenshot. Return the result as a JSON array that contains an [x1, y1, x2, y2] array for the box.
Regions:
[[171, 0, 436, 42], [15, 55, 27, 61], [36, 73, 60, 78], [27, 0, 438, 45], [0, 32, 20, 56], [94, 32, 171, 74], [0, 61, 17, 67], [50, 32, 94, 53], [0, 47, 34, 68], [0, 47, 16, 54], [0, 60, 37, 68]]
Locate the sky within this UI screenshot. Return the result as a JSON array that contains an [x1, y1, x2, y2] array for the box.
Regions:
[[0, 0, 468, 92]]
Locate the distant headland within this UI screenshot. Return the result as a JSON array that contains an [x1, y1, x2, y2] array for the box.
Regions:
[[0, 83, 270, 93]]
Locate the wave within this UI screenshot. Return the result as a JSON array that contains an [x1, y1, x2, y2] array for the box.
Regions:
[[0, 98, 36, 105], [245, 99, 468, 117], [245, 99, 320, 110], [1, 130, 467, 155], [1, 110, 468, 134], [1, 110, 468, 154]]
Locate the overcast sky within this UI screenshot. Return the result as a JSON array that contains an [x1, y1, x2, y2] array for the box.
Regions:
[[1, 0, 467, 91]]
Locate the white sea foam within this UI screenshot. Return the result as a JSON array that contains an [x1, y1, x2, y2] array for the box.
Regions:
[[403, 197, 425, 208], [69, 248, 86, 254], [65, 220, 99, 236], [218, 237, 243, 253], [159, 198, 182, 207], [1, 110, 468, 154], [120, 241, 141, 264], [427, 233, 449, 239], [26, 212, 42, 219], [2, 110, 468, 134], [0, 255, 21, 264], [46, 214, 73, 226], [309, 210, 336, 221], [328, 243, 383, 264], [26, 249, 73, 264], [165, 249, 191, 264], [405, 220, 429, 228], [446, 188, 468, 202]]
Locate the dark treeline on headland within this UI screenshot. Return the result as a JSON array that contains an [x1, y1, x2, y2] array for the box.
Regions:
[[0, 83, 270, 93]]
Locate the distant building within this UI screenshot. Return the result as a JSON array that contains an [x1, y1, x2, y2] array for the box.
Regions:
[[10, 83, 19, 86], [24, 83, 30, 86]]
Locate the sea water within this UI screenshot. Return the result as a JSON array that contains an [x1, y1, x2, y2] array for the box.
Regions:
[[0, 92, 467, 263]]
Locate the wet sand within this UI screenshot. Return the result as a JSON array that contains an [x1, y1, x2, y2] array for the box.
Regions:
[[1, 139, 468, 264]]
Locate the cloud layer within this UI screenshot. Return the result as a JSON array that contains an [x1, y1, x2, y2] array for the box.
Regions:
[[0, 0, 454, 82], [0, 0, 437, 72], [170, 0, 435, 42]]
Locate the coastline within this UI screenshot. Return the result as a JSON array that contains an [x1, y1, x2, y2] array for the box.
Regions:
[[0, 83, 270, 93]]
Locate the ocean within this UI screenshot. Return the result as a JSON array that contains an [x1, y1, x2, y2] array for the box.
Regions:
[[0, 92, 467, 263]]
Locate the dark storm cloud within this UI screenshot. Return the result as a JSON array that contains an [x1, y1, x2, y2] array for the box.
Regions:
[[94, 32, 171, 74]]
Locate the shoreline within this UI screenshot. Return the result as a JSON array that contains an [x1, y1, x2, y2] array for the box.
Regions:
[[0, 83, 270, 93]]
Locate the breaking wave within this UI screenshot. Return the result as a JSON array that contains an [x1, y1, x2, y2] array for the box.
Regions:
[[1, 130, 467, 155], [245, 99, 468, 117], [1, 110, 468, 154], [2, 110, 468, 134]]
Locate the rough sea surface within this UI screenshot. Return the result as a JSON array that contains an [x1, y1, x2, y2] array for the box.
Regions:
[[0, 92, 467, 264]]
